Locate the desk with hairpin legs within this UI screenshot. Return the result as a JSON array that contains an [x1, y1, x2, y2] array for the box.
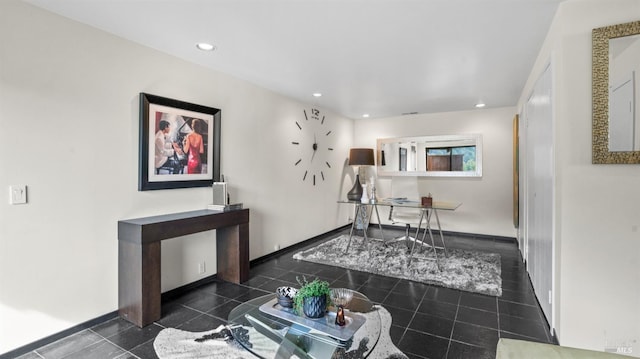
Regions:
[[338, 200, 461, 269]]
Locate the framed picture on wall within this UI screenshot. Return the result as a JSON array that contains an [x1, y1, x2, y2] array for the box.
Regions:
[[138, 93, 221, 191]]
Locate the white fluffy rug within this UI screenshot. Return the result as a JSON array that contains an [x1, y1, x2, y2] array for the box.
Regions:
[[293, 235, 502, 296], [154, 306, 407, 359]]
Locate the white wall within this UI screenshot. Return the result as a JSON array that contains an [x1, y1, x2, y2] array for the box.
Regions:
[[518, 0, 640, 354], [0, 0, 354, 353], [355, 107, 517, 238]]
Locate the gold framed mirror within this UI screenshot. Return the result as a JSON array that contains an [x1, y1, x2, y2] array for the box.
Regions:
[[593, 20, 640, 163]]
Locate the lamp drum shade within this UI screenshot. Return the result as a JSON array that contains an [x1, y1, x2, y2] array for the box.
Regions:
[[348, 148, 375, 166]]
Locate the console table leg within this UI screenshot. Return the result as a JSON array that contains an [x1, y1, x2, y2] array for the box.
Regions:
[[216, 223, 249, 283], [118, 241, 161, 327]]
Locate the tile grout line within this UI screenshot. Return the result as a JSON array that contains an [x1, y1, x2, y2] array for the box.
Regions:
[[35, 328, 104, 359], [444, 294, 462, 358], [55, 328, 130, 359], [401, 281, 428, 342], [496, 295, 501, 338], [393, 283, 432, 359], [369, 275, 410, 344]]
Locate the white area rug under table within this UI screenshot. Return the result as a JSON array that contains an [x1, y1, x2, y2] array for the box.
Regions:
[[293, 235, 502, 296], [154, 306, 407, 359]]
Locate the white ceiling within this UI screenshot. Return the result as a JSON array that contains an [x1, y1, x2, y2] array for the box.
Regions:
[[23, 0, 564, 119]]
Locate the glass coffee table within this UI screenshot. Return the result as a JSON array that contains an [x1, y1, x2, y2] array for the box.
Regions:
[[228, 290, 381, 359]]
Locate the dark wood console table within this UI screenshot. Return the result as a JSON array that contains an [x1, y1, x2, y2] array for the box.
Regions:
[[118, 209, 249, 327]]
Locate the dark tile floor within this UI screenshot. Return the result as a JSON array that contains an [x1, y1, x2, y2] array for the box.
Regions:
[[13, 227, 553, 359]]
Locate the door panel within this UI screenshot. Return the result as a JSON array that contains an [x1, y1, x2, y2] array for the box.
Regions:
[[524, 63, 554, 324]]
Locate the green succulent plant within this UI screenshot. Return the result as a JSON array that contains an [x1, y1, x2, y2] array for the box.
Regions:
[[293, 276, 332, 314]]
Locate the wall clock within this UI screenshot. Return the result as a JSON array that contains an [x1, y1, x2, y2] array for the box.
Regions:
[[292, 108, 333, 185]]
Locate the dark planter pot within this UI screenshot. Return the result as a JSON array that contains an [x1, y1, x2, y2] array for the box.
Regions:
[[303, 295, 327, 318]]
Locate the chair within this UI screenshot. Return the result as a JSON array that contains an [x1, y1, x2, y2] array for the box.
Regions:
[[388, 177, 443, 269], [388, 176, 424, 247]]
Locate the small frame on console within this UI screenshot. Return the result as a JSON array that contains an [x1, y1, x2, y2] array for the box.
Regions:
[[138, 93, 221, 190]]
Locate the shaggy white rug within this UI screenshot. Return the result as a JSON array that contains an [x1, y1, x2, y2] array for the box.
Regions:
[[154, 306, 406, 359], [293, 235, 502, 296]]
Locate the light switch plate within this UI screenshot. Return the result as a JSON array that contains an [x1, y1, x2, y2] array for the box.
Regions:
[[9, 185, 27, 204]]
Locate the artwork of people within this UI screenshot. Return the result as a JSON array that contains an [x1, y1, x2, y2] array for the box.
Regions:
[[153, 112, 209, 175]]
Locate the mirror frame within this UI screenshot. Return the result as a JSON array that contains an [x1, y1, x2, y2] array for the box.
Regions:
[[376, 134, 483, 177], [592, 20, 640, 164]]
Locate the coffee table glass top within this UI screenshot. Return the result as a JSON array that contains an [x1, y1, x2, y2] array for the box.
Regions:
[[228, 290, 381, 359]]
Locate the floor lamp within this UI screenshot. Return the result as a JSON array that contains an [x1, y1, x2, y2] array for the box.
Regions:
[[347, 148, 375, 201]]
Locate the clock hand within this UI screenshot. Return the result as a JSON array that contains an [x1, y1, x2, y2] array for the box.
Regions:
[[311, 135, 318, 162]]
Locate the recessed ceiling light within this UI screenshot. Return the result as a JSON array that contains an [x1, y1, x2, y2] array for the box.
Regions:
[[196, 43, 216, 51], [475, 103, 486, 108], [362, 114, 370, 118], [312, 93, 322, 97]]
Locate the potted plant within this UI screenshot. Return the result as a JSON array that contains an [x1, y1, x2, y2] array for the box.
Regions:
[[294, 277, 332, 318]]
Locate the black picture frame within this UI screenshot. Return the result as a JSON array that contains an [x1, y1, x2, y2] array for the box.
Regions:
[[138, 93, 221, 191]]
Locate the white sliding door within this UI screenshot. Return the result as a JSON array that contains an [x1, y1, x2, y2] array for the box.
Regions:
[[523, 63, 554, 324]]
